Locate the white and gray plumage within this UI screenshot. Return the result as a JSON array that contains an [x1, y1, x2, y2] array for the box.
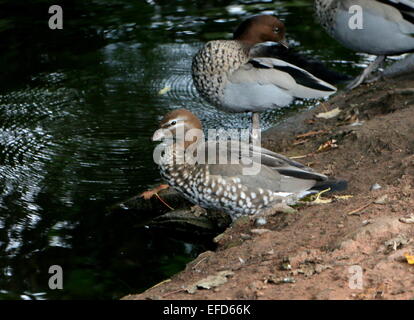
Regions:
[[191, 15, 337, 139], [152, 109, 347, 221], [314, 0, 414, 89]]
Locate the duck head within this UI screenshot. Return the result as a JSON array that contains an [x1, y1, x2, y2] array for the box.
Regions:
[[152, 109, 203, 148], [233, 15, 288, 48]]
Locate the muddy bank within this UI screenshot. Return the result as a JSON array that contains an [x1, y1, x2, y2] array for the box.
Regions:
[[123, 74, 414, 300]]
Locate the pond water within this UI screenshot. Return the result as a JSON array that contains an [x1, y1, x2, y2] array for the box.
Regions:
[[0, 0, 370, 299]]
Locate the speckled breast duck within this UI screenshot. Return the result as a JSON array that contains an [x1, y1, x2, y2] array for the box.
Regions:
[[152, 109, 347, 221], [314, 0, 414, 89], [191, 15, 337, 136]]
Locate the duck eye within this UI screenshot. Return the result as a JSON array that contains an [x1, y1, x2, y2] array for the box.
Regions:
[[170, 120, 177, 126], [274, 27, 280, 33]]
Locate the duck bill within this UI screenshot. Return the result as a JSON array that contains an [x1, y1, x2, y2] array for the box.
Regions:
[[278, 38, 289, 49], [152, 129, 166, 141]]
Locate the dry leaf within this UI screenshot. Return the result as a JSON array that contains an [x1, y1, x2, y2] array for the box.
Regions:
[[158, 86, 171, 95], [317, 139, 338, 153], [310, 188, 332, 204], [334, 195, 353, 200], [316, 107, 341, 119], [399, 215, 414, 224], [404, 253, 414, 265]]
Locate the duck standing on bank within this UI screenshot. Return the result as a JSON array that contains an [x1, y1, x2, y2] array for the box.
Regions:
[[151, 109, 346, 221], [314, 0, 414, 90], [191, 15, 337, 141]]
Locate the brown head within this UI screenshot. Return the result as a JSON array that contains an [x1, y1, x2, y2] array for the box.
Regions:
[[233, 15, 288, 47], [152, 109, 203, 147]]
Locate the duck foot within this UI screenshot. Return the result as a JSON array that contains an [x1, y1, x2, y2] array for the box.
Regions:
[[346, 55, 385, 91], [140, 184, 170, 200]]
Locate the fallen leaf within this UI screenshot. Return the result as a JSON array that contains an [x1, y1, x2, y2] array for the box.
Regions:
[[158, 86, 171, 95], [399, 215, 414, 224], [317, 139, 338, 153], [334, 195, 354, 200], [316, 107, 341, 119], [404, 253, 414, 265], [311, 188, 332, 204], [312, 197, 332, 204]]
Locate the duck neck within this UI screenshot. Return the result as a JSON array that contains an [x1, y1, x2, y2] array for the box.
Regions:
[[235, 37, 261, 50]]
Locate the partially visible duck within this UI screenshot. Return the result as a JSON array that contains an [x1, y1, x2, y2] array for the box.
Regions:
[[191, 15, 337, 140], [314, 0, 414, 89], [151, 109, 347, 221]]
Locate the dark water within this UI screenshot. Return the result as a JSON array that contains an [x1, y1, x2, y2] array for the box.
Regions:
[[0, 0, 373, 299]]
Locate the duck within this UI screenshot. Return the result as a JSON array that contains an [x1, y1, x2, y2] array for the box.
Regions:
[[150, 108, 347, 221], [314, 0, 414, 89], [191, 15, 337, 141]]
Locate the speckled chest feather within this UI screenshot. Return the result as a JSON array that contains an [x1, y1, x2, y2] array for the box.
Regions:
[[314, 0, 339, 36], [191, 40, 250, 108]]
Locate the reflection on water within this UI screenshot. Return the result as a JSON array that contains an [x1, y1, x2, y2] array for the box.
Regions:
[[0, 0, 371, 299]]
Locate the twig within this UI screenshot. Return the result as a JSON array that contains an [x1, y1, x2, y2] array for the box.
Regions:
[[154, 193, 175, 211], [296, 130, 327, 139], [347, 202, 372, 216], [192, 257, 207, 270], [162, 288, 186, 298]]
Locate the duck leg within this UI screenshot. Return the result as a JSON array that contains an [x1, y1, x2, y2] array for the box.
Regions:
[[346, 55, 385, 90], [249, 112, 261, 146]]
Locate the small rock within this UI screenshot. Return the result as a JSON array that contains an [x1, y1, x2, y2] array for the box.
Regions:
[[374, 194, 388, 205], [255, 217, 267, 226], [362, 219, 372, 226], [186, 270, 234, 294], [337, 223, 344, 228], [370, 183, 382, 191]]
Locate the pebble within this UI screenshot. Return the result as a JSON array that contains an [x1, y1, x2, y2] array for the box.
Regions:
[[255, 217, 267, 226], [374, 194, 388, 205], [370, 183, 382, 191]]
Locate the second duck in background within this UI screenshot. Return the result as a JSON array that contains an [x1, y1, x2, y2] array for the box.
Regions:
[[192, 15, 337, 140]]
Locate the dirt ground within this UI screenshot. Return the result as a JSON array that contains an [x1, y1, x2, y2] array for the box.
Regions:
[[123, 74, 414, 300]]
